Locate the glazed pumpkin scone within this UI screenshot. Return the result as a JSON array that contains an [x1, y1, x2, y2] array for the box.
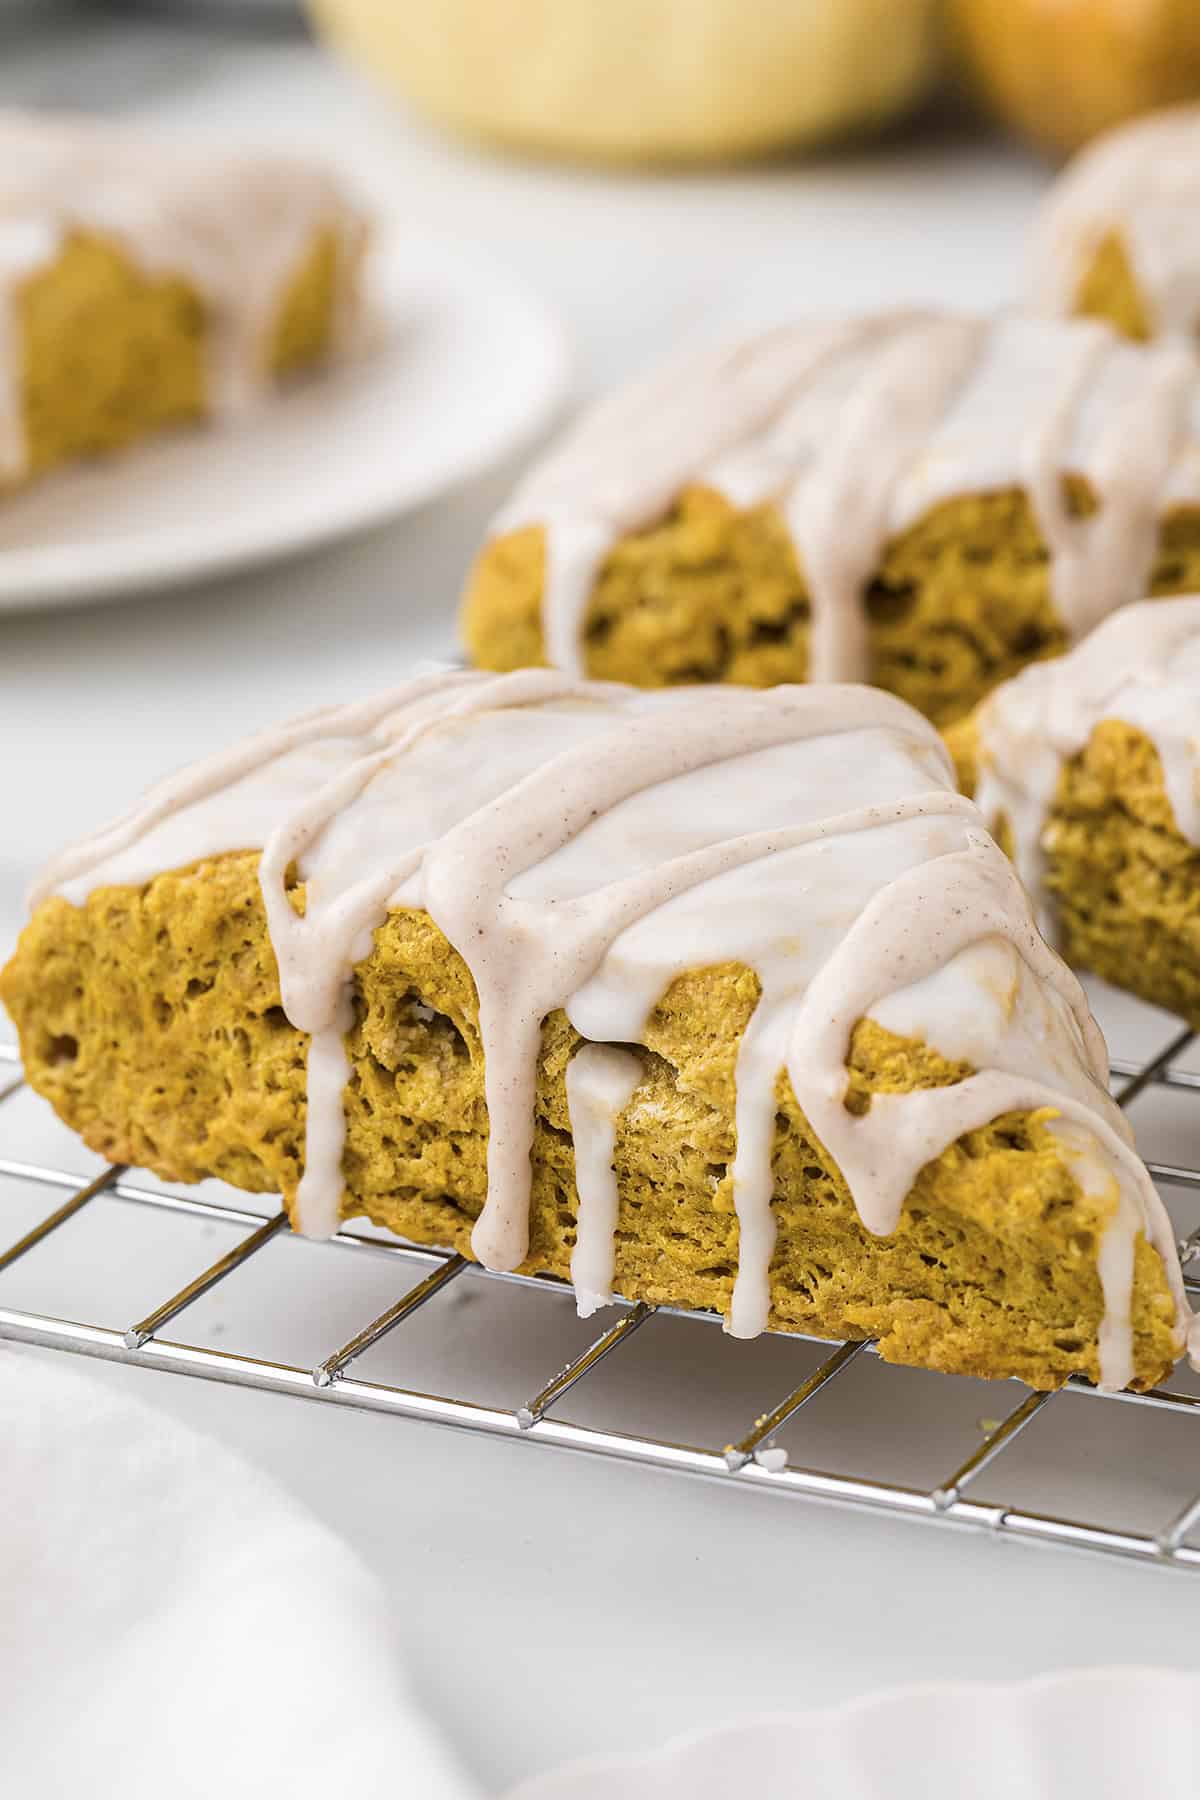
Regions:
[[1029, 105, 1200, 343], [0, 111, 367, 490], [462, 312, 1200, 728], [3, 670, 1193, 1391], [949, 596, 1200, 1033]]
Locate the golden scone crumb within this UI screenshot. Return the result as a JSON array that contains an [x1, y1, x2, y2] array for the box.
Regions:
[[1047, 721, 1200, 1029], [0, 852, 1180, 1390], [949, 709, 1200, 1032], [463, 487, 1200, 728], [11, 226, 344, 489], [1072, 228, 1154, 343]]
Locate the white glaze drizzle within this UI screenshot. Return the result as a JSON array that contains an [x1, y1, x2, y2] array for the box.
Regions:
[[0, 111, 367, 482], [565, 1044, 644, 1316], [488, 312, 1200, 686], [31, 672, 1194, 1385], [1019, 323, 1194, 643], [1030, 105, 1200, 341]]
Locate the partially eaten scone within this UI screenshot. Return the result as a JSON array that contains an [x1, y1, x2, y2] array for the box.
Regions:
[[0, 110, 367, 490]]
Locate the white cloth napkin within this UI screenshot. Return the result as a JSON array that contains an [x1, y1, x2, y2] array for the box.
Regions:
[[0, 1344, 480, 1800]]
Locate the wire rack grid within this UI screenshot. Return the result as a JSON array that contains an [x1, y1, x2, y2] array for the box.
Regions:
[[2, 1025, 1200, 1574]]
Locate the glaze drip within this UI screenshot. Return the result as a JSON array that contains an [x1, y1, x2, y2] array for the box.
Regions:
[[0, 111, 366, 482], [566, 1044, 644, 1317], [491, 311, 1200, 684], [33, 671, 1194, 1386]]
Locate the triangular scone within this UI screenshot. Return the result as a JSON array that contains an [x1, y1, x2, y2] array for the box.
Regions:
[[2, 672, 1190, 1391], [950, 595, 1200, 1037], [461, 311, 1200, 726], [0, 111, 366, 490], [1028, 105, 1200, 343]]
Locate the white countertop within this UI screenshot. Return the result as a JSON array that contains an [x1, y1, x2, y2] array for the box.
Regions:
[[2, 18, 1198, 1794]]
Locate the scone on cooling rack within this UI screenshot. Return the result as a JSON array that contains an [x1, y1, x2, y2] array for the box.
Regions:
[[2, 671, 1192, 1392], [949, 596, 1200, 1032], [0, 111, 367, 493], [460, 311, 1200, 728], [1028, 106, 1200, 344]]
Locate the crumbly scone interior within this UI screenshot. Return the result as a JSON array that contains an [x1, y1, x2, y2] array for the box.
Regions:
[[2, 851, 1182, 1392], [465, 488, 1200, 728], [13, 226, 344, 486], [953, 706, 1200, 1033]]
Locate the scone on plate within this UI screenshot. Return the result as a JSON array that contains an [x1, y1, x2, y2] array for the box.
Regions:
[[0, 111, 367, 491], [461, 311, 1200, 728], [949, 595, 1200, 1033], [1029, 106, 1200, 343], [2, 669, 1191, 1391]]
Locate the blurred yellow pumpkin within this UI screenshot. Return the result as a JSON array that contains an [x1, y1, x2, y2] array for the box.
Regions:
[[309, 0, 941, 165], [951, 0, 1200, 159]]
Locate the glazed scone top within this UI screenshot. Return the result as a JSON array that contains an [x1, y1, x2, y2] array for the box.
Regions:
[[0, 110, 367, 479], [30, 668, 1194, 1386], [973, 595, 1200, 916], [488, 310, 1200, 684], [1029, 106, 1200, 339]]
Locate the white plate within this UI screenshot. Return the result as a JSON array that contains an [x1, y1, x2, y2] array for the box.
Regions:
[[509, 1668, 1200, 1800], [0, 231, 570, 611]]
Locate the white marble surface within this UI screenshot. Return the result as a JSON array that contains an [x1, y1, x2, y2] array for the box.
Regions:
[[2, 18, 1199, 1796]]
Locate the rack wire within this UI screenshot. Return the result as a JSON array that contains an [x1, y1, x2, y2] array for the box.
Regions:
[[2, 1026, 1199, 1572]]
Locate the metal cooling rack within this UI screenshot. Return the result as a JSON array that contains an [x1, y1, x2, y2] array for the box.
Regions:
[[2, 1028, 1200, 1572]]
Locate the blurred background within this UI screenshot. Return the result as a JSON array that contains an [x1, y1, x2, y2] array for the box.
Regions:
[[8, 0, 1200, 163]]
